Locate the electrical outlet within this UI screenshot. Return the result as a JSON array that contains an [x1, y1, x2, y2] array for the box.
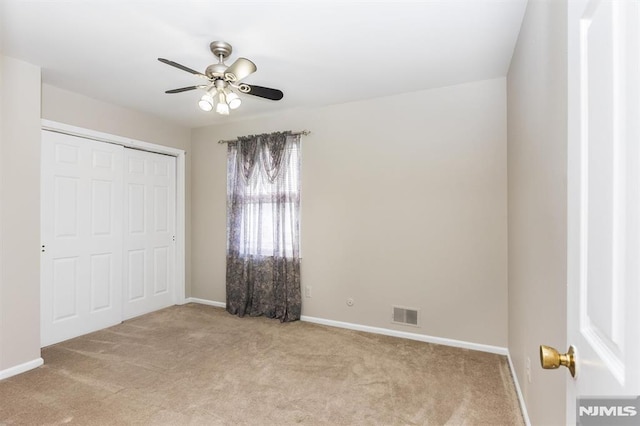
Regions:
[[525, 356, 532, 383], [305, 286, 312, 298]]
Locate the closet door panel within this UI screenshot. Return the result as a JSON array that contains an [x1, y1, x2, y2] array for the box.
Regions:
[[123, 148, 176, 320], [41, 131, 124, 347]]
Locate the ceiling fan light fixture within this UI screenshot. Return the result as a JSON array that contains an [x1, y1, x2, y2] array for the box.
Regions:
[[160, 41, 283, 116], [226, 91, 242, 110], [216, 102, 230, 115], [215, 90, 230, 115], [198, 93, 214, 112], [214, 92, 227, 115]]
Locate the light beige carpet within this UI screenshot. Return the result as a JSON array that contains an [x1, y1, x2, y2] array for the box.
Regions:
[[0, 304, 524, 425]]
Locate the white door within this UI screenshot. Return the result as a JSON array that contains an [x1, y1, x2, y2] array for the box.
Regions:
[[567, 0, 640, 423], [123, 148, 176, 320], [41, 131, 124, 346]]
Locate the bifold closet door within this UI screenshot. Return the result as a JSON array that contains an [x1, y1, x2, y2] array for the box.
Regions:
[[41, 131, 124, 347], [123, 148, 176, 320]]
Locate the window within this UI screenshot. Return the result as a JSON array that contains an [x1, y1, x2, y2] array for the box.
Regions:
[[226, 135, 300, 258]]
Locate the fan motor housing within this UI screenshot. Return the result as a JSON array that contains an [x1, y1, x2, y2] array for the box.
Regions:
[[205, 63, 227, 78]]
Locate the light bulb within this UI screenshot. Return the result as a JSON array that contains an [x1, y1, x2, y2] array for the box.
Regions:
[[226, 92, 242, 110], [198, 93, 214, 112], [216, 91, 230, 115], [216, 102, 230, 115]]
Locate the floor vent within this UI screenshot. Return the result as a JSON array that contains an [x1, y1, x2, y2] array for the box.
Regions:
[[392, 306, 419, 327]]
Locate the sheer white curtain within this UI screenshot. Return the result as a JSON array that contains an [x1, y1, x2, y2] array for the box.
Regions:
[[225, 132, 301, 321]]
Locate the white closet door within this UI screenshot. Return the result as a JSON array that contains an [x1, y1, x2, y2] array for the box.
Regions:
[[123, 148, 176, 320], [41, 131, 124, 347]]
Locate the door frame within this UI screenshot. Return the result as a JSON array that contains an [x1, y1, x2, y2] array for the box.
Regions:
[[41, 119, 187, 306]]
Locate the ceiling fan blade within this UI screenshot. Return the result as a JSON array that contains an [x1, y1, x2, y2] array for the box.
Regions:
[[165, 85, 206, 94], [239, 84, 284, 101], [158, 58, 209, 80], [224, 58, 257, 82]]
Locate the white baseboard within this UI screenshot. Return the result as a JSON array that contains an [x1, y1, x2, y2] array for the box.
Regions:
[[301, 315, 509, 355], [185, 297, 226, 309], [507, 352, 532, 426], [185, 297, 507, 355], [0, 357, 44, 381]]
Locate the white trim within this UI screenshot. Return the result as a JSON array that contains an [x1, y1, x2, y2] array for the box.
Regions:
[[507, 352, 532, 426], [174, 154, 186, 304], [301, 315, 509, 355], [185, 297, 226, 309], [184, 297, 507, 355], [0, 357, 44, 381], [40, 119, 187, 306], [41, 119, 183, 156]]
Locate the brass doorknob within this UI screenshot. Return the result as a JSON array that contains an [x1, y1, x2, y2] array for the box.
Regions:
[[540, 345, 576, 377]]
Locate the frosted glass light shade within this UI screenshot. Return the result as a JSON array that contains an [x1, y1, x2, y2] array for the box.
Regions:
[[227, 92, 242, 109], [216, 102, 230, 115], [198, 93, 214, 112], [216, 91, 230, 115]]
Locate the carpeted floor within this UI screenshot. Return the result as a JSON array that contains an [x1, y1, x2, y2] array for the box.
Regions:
[[0, 303, 524, 425]]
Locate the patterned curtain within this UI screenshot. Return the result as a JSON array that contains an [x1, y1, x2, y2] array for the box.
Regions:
[[225, 132, 301, 322]]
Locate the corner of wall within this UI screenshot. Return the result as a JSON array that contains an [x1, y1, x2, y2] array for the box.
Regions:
[[0, 54, 5, 371], [506, 0, 568, 424], [0, 55, 43, 374]]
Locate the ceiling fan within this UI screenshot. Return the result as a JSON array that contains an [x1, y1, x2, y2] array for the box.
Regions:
[[158, 41, 284, 115]]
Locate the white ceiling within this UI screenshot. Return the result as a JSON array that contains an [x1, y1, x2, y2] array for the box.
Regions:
[[0, 0, 527, 129]]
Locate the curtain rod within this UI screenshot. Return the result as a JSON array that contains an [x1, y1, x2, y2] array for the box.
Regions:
[[217, 130, 311, 144]]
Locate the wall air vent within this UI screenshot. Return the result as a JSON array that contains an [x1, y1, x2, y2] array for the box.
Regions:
[[392, 306, 419, 327]]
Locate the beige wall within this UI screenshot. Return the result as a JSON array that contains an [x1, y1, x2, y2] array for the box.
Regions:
[[0, 51, 4, 372], [192, 78, 508, 347], [0, 56, 42, 371], [41, 84, 193, 296], [507, 0, 568, 424], [42, 85, 191, 152]]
